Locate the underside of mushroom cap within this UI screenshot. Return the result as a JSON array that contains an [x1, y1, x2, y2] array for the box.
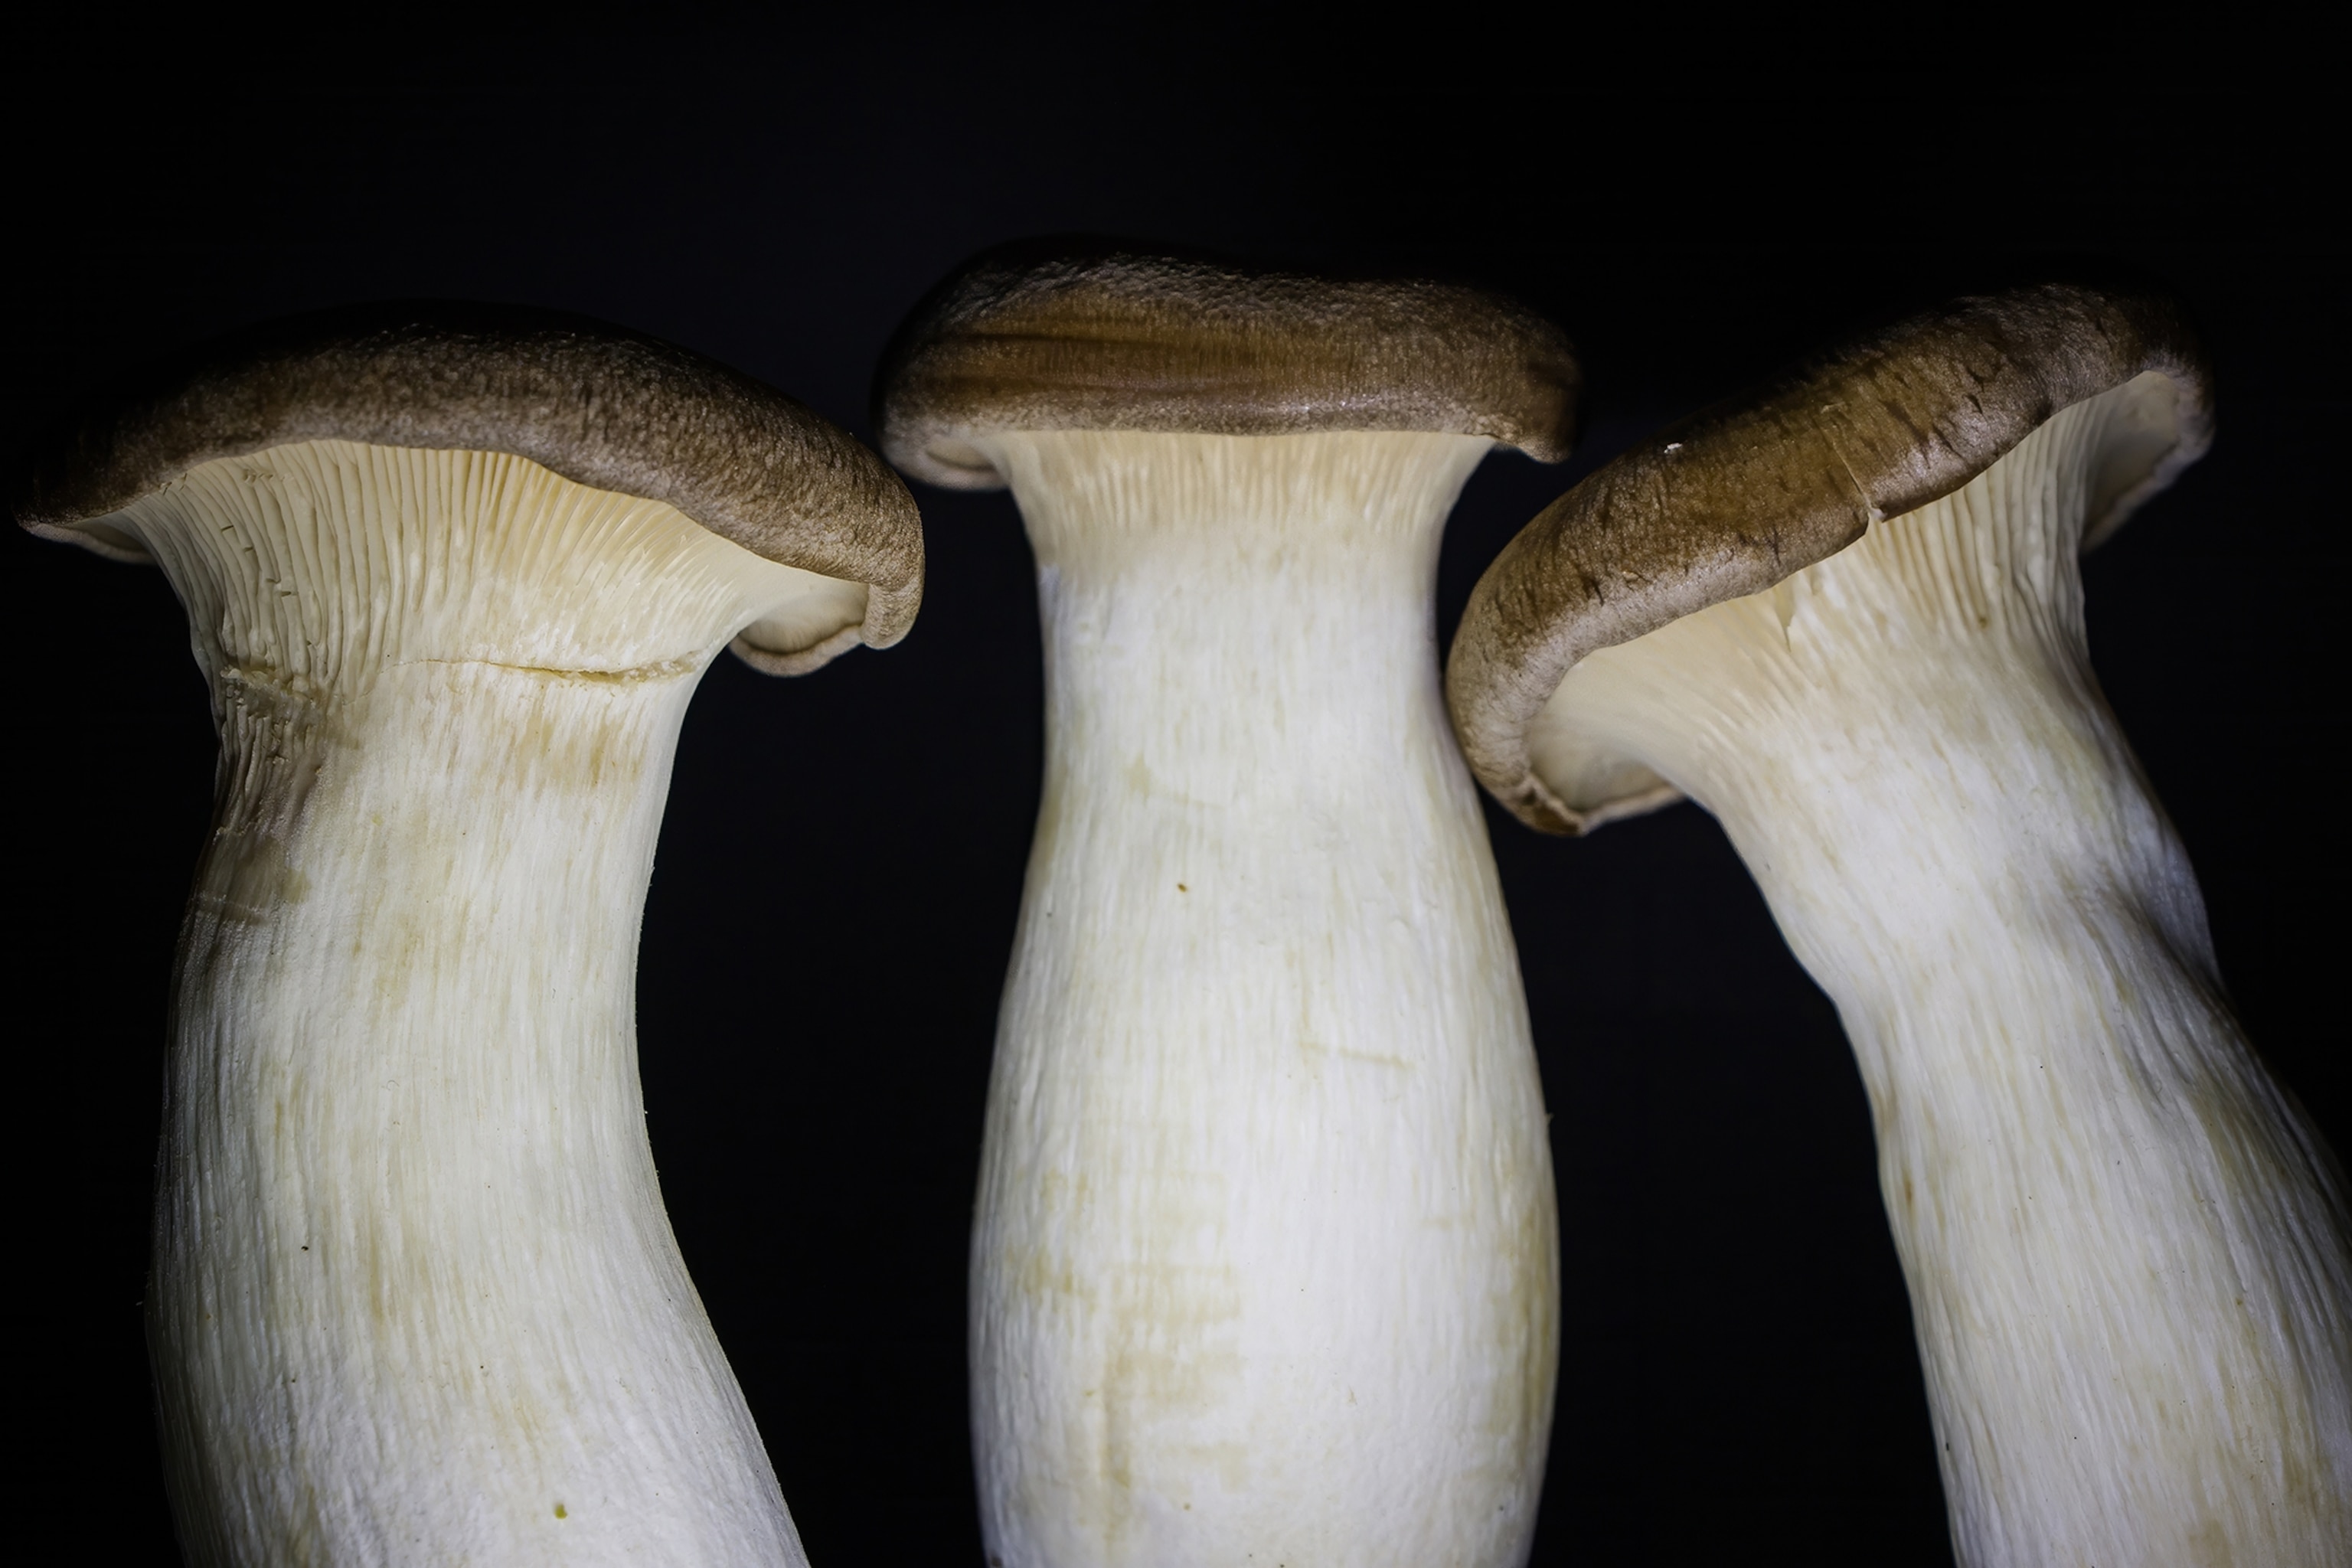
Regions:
[[1446, 283, 2214, 835], [11, 300, 925, 669], [875, 241, 1581, 489]]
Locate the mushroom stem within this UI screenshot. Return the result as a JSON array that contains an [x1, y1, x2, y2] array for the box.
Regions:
[[1534, 381, 2352, 1564], [116, 439, 817, 1566], [971, 430, 1557, 1567]]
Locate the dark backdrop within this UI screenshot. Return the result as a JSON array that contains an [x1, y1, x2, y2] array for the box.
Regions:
[[5, 15, 2339, 1565]]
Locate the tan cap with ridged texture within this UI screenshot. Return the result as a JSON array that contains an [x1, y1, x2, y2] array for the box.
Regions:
[[877, 244, 1580, 488], [14, 300, 925, 675], [1446, 283, 2213, 834]]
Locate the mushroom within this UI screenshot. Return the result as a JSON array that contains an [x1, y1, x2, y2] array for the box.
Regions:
[[1447, 283, 2352, 1566], [879, 247, 1578, 1567], [14, 302, 923, 1567]]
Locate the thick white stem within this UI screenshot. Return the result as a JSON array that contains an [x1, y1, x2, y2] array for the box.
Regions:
[[972, 431, 1558, 1568], [113, 441, 821, 1566], [1537, 383, 2352, 1565]]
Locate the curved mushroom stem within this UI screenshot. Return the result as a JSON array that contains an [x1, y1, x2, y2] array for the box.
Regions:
[[1535, 380, 2352, 1566], [108, 441, 818, 1566], [970, 431, 1557, 1568]]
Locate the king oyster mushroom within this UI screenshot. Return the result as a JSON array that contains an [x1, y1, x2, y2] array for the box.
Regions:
[[14, 302, 922, 1567], [1448, 283, 2352, 1566], [879, 245, 1579, 1568]]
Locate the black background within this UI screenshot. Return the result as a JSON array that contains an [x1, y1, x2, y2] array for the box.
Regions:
[[5, 14, 2341, 1565]]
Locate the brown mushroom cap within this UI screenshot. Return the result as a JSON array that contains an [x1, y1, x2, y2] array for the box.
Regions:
[[12, 301, 924, 668], [1446, 283, 2215, 835], [875, 244, 1580, 488]]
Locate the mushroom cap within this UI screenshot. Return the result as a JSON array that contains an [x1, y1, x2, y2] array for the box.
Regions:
[[875, 242, 1580, 489], [1446, 283, 2215, 835], [13, 300, 924, 667]]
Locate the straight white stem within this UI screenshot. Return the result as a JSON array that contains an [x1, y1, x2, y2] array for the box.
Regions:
[[972, 431, 1558, 1568], [1540, 386, 2352, 1566], [113, 441, 820, 1566]]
